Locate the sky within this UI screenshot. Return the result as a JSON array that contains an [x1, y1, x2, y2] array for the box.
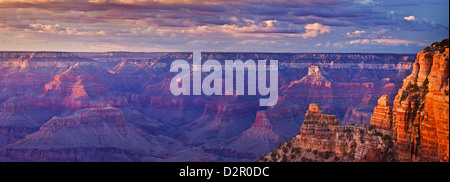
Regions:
[[0, 0, 448, 53]]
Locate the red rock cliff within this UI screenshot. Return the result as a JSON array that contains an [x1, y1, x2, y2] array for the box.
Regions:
[[392, 41, 449, 162]]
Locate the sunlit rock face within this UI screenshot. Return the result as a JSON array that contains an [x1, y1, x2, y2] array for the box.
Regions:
[[259, 41, 448, 163], [258, 103, 395, 162], [392, 46, 449, 162], [370, 95, 393, 131], [0, 51, 414, 161]]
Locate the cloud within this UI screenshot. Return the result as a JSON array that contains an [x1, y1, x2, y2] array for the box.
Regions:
[[346, 30, 366, 37], [26, 23, 106, 36], [372, 38, 424, 46], [238, 40, 277, 45], [345, 38, 425, 46], [0, 0, 447, 52], [300, 23, 331, 39], [404, 16, 416, 21], [347, 39, 370, 44]]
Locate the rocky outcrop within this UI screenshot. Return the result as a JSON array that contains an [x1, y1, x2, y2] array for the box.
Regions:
[[370, 95, 393, 131], [184, 101, 260, 144], [258, 103, 395, 162], [0, 107, 185, 161], [0, 51, 415, 162], [342, 106, 373, 126], [392, 40, 449, 162], [40, 63, 110, 99], [287, 65, 332, 87], [225, 106, 301, 154]]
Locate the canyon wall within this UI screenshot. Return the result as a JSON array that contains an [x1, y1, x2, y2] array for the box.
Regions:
[[259, 39, 448, 162], [392, 45, 449, 162], [0, 51, 414, 161]]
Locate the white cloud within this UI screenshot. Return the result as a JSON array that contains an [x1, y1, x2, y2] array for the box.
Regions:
[[345, 38, 425, 46], [300, 23, 331, 39], [372, 38, 424, 46], [404, 16, 416, 21], [26, 23, 106, 36], [347, 39, 370, 44], [346, 30, 366, 37], [359, 0, 374, 5]]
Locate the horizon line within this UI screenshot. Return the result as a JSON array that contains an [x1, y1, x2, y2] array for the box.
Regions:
[[0, 50, 419, 55]]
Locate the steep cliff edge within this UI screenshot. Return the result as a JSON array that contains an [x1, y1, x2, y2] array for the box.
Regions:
[[393, 39, 449, 162], [259, 39, 449, 162], [0, 107, 185, 161], [258, 103, 395, 162]]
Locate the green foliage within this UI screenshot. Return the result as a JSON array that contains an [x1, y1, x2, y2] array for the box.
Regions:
[[344, 128, 352, 132], [433, 38, 449, 53], [301, 157, 307, 162], [368, 125, 376, 131], [281, 154, 287, 162], [425, 39, 448, 53], [350, 123, 355, 126], [282, 147, 288, 153], [259, 156, 264, 161], [383, 134, 392, 141], [407, 83, 419, 93], [313, 150, 318, 155], [286, 140, 292, 148], [373, 131, 383, 137], [270, 152, 276, 158], [359, 129, 365, 135], [334, 156, 339, 161], [400, 93, 408, 102], [423, 78, 429, 91], [290, 154, 296, 159], [323, 151, 330, 159], [291, 147, 301, 154]]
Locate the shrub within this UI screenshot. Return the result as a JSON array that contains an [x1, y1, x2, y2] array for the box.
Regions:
[[400, 93, 408, 102], [301, 157, 307, 162], [368, 125, 376, 131], [286, 141, 292, 148], [281, 154, 287, 162], [270, 152, 276, 158], [334, 156, 339, 161], [259, 156, 264, 161], [313, 150, 318, 155], [323, 151, 330, 159], [374, 131, 383, 137], [271, 156, 277, 162], [383, 134, 392, 141]]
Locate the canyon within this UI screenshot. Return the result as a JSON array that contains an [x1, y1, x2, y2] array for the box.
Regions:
[[259, 39, 448, 162], [0, 51, 416, 161]]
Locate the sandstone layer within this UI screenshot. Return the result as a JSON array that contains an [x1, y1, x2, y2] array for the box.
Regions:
[[392, 44, 449, 162]]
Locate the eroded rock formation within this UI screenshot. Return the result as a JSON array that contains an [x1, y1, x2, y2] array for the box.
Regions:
[[392, 42, 449, 162]]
